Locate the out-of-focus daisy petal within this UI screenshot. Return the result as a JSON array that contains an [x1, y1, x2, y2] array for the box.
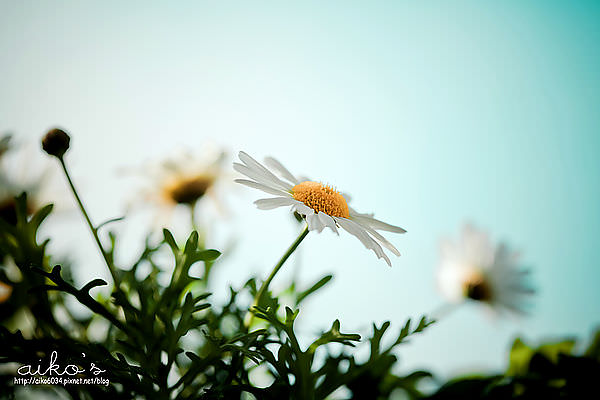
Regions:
[[128, 144, 228, 227], [436, 224, 534, 316], [0, 135, 62, 223]]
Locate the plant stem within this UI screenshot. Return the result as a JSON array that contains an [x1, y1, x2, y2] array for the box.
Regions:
[[190, 202, 198, 232], [190, 202, 214, 284], [245, 224, 309, 328], [59, 158, 119, 285]]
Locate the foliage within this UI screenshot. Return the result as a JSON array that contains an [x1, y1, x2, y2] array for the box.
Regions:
[[0, 194, 435, 399], [426, 329, 600, 400], [1, 135, 595, 399]]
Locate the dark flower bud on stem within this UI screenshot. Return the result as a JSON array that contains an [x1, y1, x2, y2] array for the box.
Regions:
[[42, 128, 70, 158]]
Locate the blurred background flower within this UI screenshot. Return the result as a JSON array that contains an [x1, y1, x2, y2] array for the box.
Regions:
[[0, 134, 62, 224], [1, 0, 599, 380], [436, 224, 534, 316], [129, 144, 229, 230]]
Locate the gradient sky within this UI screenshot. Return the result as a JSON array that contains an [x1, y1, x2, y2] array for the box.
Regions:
[[1, 0, 599, 380]]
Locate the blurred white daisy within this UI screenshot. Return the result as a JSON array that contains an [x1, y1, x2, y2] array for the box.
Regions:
[[0, 134, 59, 224], [133, 144, 228, 225], [437, 224, 534, 315], [234, 151, 405, 266]]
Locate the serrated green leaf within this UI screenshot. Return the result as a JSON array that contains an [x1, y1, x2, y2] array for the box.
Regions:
[[284, 307, 299, 327], [184, 231, 199, 254], [163, 229, 178, 253]]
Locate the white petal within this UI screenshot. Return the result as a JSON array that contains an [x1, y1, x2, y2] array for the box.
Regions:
[[291, 201, 315, 217], [318, 212, 339, 234], [306, 213, 325, 232], [336, 218, 391, 266], [355, 221, 401, 256], [461, 224, 494, 267], [436, 262, 471, 303], [264, 157, 299, 185], [233, 162, 292, 191], [254, 197, 296, 210], [238, 151, 293, 190], [234, 179, 291, 197], [349, 209, 406, 233]]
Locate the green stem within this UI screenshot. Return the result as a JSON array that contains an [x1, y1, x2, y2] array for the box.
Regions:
[[190, 202, 214, 283], [190, 202, 198, 232], [245, 224, 309, 328], [59, 158, 119, 285]]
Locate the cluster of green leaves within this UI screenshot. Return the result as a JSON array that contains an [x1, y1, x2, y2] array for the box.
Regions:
[[426, 329, 600, 400], [2, 192, 598, 400], [247, 306, 434, 400], [0, 194, 436, 399]]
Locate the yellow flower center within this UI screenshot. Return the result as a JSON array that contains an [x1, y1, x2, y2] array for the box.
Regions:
[[292, 181, 349, 218], [165, 176, 215, 205]]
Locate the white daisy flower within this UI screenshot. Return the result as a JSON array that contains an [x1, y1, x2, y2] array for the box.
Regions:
[[131, 144, 229, 225], [437, 224, 534, 315], [233, 151, 405, 266]]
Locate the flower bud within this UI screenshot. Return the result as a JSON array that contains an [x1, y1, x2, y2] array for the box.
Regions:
[[42, 128, 70, 158]]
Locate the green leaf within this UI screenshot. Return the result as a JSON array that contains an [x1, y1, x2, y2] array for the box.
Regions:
[[538, 340, 576, 363], [369, 321, 391, 359], [585, 327, 600, 360], [507, 338, 533, 376], [296, 274, 333, 304], [507, 337, 576, 376], [163, 229, 178, 253], [184, 231, 199, 254], [29, 203, 54, 231], [284, 307, 299, 327], [194, 249, 221, 262], [393, 315, 434, 347], [308, 319, 361, 354], [96, 216, 125, 230], [80, 278, 108, 294]]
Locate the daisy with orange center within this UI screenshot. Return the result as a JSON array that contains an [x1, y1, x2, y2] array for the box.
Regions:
[[234, 151, 405, 266]]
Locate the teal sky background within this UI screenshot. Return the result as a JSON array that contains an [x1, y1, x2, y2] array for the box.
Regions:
[[1, 1, 600, 379]]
